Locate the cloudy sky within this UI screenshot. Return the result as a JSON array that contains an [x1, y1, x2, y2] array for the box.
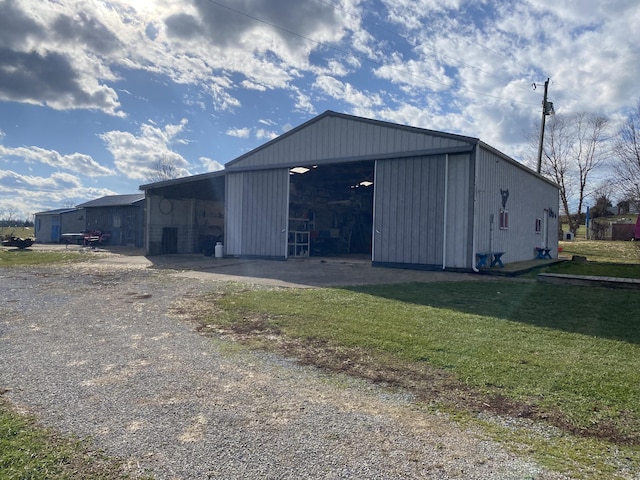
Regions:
[[1, 0, 638, 219]]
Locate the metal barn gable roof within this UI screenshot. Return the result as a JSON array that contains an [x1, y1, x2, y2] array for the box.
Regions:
[[76, 194, 145, 208], [225, 110, 479, 172]]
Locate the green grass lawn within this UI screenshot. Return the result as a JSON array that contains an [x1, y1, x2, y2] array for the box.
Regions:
[[198, 280, 640, 478], [534, 240, 640, 278], [0, 250, 92, 267], [539, 260, 640, 278], [559, 239, 640, 264], [0, 398, 135, 479], [1, 226, 34, 239], [4, 237, 640, 478]]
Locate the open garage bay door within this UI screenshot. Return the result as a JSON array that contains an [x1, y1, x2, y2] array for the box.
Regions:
[[288, 161, 374, 258]]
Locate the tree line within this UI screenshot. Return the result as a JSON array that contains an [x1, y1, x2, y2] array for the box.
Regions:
[[535, 99, 640, 235]]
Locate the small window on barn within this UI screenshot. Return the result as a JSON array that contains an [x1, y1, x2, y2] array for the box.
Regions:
[[499, 209, 509, 230], [535, 217, 542, 234]]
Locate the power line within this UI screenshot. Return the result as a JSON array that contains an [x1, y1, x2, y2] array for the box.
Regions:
[[203, 0, 541, 109], [316, 0, 606, 113], [312, 0, 544, 99]]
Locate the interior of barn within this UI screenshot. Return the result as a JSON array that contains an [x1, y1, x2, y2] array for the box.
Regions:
[[288, 160, 375, 258]]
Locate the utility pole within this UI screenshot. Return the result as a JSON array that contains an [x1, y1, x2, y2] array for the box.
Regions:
[[536, 78, 553, 174]]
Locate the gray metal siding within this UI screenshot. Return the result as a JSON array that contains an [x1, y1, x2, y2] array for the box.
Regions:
[[34, 214, 55, 243], [225, 173, 244, 256], [444, 154, 472, 268], [225, 169, 289, 257], [373, 155, 447, 265], [474, 147, 559, 263], [231, 116, 472, 169]]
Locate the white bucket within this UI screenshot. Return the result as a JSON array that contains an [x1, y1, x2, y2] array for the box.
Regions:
[[214, 242, 224, 258]]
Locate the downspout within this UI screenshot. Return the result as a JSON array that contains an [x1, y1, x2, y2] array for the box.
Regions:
[[442, 154, 449, 270], [284, 169, 290, 259], [471, 145, 480, 272]]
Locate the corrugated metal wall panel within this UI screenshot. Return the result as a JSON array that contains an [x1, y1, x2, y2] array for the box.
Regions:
[[225, 173, 244, 256], [444, 154, 472, 268], [231, 115, 473, 169], [474, 147, 559, 264], [226, 169, 289, 257], [373, 155, 447, 266], [35, 215, 54, 243]]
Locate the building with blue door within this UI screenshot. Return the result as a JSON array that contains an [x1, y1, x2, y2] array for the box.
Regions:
[[34, 208, 85, 243]]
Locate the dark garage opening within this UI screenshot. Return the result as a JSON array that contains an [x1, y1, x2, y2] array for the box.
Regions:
[[288, 161, 374, 258], [161, 227, 178, 254]]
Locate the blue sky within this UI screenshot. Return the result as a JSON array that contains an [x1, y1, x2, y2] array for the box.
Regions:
[[1, 0, 639, 219]]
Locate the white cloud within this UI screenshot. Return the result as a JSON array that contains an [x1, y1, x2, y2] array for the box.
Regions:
[[374, 55, 453, 93], [226, 127, 251, 138], [2, 0, 640, 216], [100, 119, 191, 181], [241, 80, 268, 91], [381, 0, 464, 30], [0, 169, 115, 218], [0, 1, 124, 115], [0, 170, 75, 191], [0, 145, 114, 177], [314, 76, 384, 109], [255, 129, 278, 140], [199, 156, 224, 172], [292, 87, 316, 114]]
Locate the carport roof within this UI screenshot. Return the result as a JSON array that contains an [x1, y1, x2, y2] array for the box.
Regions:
[[76, 194, 145, 208], [139, 170, 225, 201]]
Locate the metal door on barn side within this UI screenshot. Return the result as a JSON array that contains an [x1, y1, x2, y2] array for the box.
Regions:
[[372, 155, 446, 267], [225, 169, 289, 258], [51, 216, 61, 243]]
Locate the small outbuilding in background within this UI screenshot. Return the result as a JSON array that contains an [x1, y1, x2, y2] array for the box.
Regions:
[[34, 207, 85, 243], [76, 194, 145, 247]]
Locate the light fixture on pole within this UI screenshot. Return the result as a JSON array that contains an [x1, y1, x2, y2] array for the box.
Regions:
[[535, 78, 554, 174]]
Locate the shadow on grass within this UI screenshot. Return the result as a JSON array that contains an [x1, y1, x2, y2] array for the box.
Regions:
[[345, 280, 640, 345]]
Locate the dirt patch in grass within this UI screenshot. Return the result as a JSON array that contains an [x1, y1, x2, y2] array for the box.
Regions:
[[178, 295, 638, 446]]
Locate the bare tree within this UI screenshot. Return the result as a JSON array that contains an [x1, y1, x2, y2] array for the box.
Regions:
[[613, 100, 640, 210], [0, 206, 18, 237], [147, 154, 181, 183], [540, 112, 610, 234]]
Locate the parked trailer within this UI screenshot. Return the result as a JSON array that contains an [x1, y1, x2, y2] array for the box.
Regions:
[[61, 230, 111, 248]]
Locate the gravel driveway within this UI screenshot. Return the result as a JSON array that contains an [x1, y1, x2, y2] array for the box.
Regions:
[[0, 257, 566, 479]]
